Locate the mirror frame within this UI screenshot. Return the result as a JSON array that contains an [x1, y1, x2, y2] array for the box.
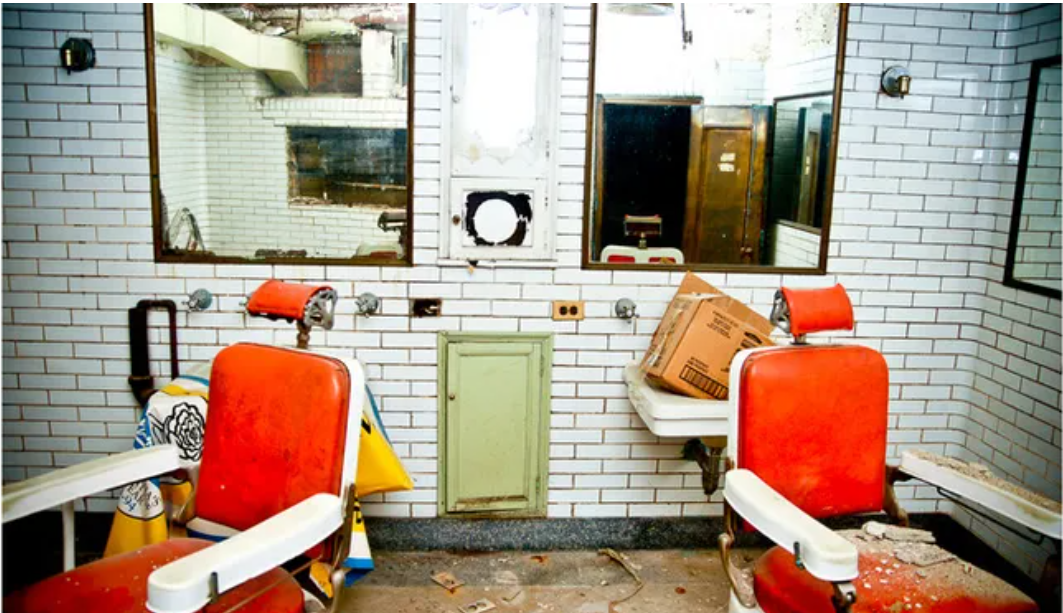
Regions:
[[1003, 54, 1062, 300], [581, 4, 848, 274], [144, 3, 416, 267]]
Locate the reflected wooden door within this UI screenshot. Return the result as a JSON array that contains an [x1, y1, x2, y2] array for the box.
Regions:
[[797, 131, 821, 227], [694, 128, 753, 264]]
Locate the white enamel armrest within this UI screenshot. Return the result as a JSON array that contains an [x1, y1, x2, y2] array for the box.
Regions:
[[147, 493, 344, 613], [898, 450, 1062, 540], [3, 445, 182, 522], [724, 469, 858, 582]]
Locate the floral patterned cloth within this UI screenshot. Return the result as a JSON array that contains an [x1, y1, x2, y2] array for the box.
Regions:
[[103, 367, 210, 557]]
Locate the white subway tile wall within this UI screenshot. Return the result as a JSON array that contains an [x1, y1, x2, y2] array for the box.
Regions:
[[2, 3, 1060, 577]]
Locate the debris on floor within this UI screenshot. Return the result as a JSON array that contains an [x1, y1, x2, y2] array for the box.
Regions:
[[457, 598, 495, 613], [501, 588, 523, 604], [339, 549, 738, 613], [432, 570, 465, 592], [598, 548, 645, 604]]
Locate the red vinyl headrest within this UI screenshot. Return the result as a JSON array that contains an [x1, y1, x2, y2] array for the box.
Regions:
[[246, 280, 332, 323], [778, 285, 853, 337]]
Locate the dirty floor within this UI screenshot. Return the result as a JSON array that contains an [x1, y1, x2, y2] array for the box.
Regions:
[[336, 549, 761, 613]]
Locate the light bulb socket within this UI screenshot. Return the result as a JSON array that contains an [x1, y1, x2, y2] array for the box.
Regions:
[[881, 65, 912, 98]]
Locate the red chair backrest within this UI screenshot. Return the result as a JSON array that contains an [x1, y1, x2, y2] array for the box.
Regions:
[[196, 343, 353, 531], [736, 288, 888, 519]]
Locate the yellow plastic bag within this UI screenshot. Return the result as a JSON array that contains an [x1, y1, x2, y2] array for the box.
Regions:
[[356, 386, 413, 497]]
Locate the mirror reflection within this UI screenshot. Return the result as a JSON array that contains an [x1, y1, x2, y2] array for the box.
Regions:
[[1008, 58, 1062, 296], [151, 3, 411, 262], [588, 4, 842, 269]]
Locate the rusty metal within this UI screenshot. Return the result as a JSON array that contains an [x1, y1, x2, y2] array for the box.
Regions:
[[323, 483, 361, 613], [128, 299, 180, 407], [682, 437, 726, 498], [883, 464, 911, 527], [211, 559, 314, 613], [831, 582, 857, 613], [718, 506, 757, 609]]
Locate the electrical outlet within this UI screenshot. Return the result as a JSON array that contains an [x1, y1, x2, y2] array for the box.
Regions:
[[552, 301, 585, 321]]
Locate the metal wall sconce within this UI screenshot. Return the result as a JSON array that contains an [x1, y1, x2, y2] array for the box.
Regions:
[[185, 288, 213, 312], [881, 65, 911, 98], [355, 292, 381, 317], [614, 298, 638, 321], [59, 38, 96, 73]]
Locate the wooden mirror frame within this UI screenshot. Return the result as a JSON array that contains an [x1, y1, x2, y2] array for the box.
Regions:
[[144, 3, 415, 267], [581, 4, 848, 274], [1003, 54, 1062, 300]]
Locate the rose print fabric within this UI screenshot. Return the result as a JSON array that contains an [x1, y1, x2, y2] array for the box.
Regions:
[[103, 366, 210, 558]]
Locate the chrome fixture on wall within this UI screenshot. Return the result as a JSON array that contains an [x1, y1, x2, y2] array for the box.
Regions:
[[614, 298, 639, 321], [185, 288, 214, 312], [881, 65, 912, 98], [355, 292, 381, 317]]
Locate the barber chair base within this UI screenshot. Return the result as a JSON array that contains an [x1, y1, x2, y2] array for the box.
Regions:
[[4, 538, 304, 613], [749, 542, 1037, 613]]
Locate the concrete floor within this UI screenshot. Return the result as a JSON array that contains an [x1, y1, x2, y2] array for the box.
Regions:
[[337, 549, 762, 613]]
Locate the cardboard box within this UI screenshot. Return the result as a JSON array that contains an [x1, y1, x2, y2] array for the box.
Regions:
[[640, 273, 775, 400]]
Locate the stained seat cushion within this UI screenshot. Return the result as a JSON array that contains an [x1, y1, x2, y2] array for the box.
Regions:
[[4, 538, 304, 613], [754, 538, 1037, 613]]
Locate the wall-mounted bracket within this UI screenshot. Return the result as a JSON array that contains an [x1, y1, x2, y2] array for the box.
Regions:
[[682, 436, 727, 498]]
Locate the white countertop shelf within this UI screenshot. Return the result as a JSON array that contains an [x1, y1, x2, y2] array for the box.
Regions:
[[623, 362, 730, 438]]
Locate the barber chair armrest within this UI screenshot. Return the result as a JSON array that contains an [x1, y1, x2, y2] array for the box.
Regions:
[[898, 450, 1062, 540], [3, 445, 182, 522], [147, 492, 344, 613], [725, 469, 859, 582]]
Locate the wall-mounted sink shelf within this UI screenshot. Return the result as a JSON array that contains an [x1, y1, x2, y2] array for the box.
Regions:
[[624, 362, 731, 498], [623, 363, 729, 438]]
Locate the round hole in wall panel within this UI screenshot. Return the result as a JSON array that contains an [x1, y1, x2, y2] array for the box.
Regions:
[[463, 190, 534, 247], [473, 198, 519, 244]]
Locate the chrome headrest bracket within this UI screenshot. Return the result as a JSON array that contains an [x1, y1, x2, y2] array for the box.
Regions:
[[770, 290, 806, 345], [296, 288, 338, 349]]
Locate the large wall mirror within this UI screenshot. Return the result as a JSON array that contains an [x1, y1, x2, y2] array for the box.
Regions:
[[146, 4, 413, 265], [1005, 55, 1061, 299], [583, 4, 846, 272]]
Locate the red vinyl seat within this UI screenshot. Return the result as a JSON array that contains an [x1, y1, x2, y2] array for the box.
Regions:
[[754, 545, 1036, 613], [4, 539, 303, 613]]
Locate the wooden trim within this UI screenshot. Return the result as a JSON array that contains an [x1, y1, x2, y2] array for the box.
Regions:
[[582, 3, 849, 275], [684, 104, 705, 261], [144, 3, 416, 268], [816, 3, 848, 276], [144, 5, 162, 263], [592, 95, 606, 261], [772, 90, 835, 105], [580, 6, 598, 271], [777, 219, 823, 236], [1003, 54, 1062, 300], [436, 332, 553, 519]]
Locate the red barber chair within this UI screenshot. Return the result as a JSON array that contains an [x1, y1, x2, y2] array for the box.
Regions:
[[5, 336, 363, 611], [719, 285, 1056, 613]]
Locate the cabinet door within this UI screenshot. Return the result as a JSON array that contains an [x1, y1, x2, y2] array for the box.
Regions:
[[442, 340, 547, 515]]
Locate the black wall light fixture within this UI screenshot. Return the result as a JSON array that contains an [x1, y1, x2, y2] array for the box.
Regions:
[[59, 38, 96, 73], [881, 65, 911, 98]]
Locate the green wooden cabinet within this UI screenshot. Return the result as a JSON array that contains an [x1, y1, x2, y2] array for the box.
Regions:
[[438, 333, 552, 517]]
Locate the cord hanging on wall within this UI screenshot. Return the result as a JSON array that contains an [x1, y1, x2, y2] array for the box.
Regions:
[[59, 38, 96, 73]]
